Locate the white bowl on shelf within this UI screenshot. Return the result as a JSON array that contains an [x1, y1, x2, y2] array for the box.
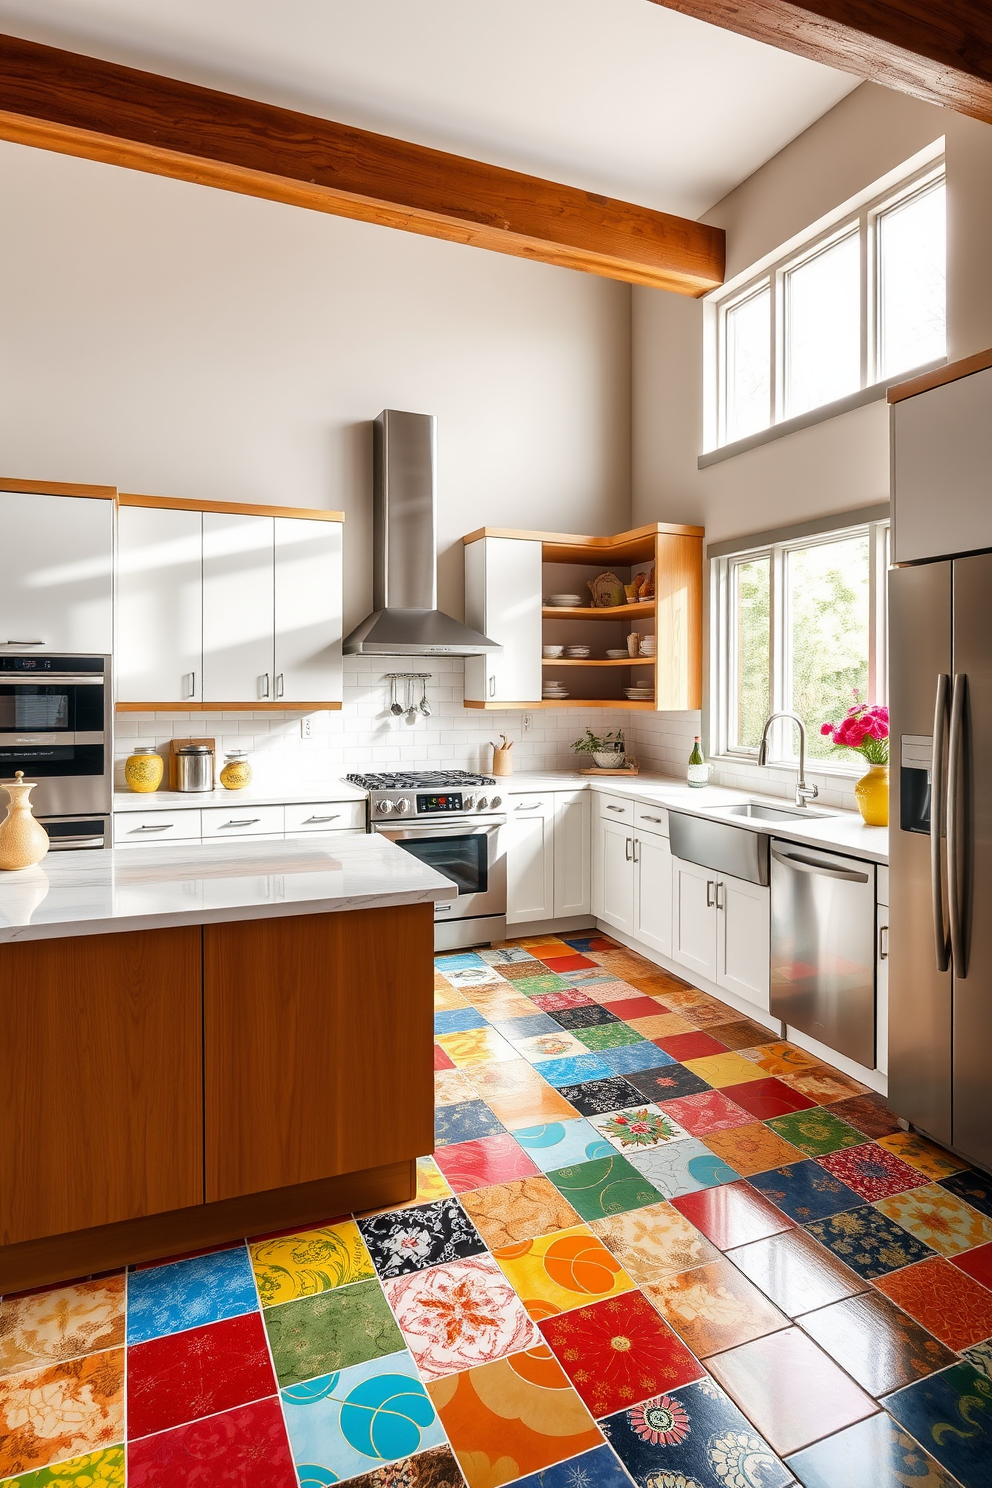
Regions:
[[542, 644, 564, 658]]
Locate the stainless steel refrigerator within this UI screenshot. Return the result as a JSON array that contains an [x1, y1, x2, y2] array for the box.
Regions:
[[889, 555, 992, 1169]]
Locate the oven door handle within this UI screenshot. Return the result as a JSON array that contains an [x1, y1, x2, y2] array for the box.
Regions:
[[375, 821, 505, 839], [0, 675, 105, 685]]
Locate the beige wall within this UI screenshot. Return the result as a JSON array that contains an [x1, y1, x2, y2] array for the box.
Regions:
[[632, 82, 992, 545], [0, 140, 632, 633]]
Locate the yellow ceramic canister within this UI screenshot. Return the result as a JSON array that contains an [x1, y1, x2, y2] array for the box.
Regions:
[[220, 750, 252, 790], [125, 745, 164, 793]]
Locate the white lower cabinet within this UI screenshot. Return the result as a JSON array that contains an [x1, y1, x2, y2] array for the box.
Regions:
[[672, 856, 770, 1009], [553, 792, 590, 918], [594, 816, 636, 935], [506, 794, 556, 924], [876, 867, 889, 1076], [634, 830, 673, 956], [592, 803, 671, 950]]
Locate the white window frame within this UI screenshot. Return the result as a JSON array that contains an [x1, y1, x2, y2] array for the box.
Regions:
[[711, 158, 945, 450], [711, 519, 890, 773]]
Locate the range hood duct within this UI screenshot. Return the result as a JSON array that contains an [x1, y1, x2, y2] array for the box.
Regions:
[[343, 410, 501, 657]]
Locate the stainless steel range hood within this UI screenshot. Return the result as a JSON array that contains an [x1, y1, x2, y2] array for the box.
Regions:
[[343, 410, 500, 657]]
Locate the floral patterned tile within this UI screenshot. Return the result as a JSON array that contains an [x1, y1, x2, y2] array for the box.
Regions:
[[126, 1247, 257, 1345], [601, 1375, 794, 1488], [765, 1110, 867, 1159], [875, 1183, 992, 1256], [532, 1053, 614, 1088], [439, 964, 507, 991], [600, 1042, 677, 1078], [0, 1447, 125, 1488], [491, 1225, 636, 1322], [384, 1254, 541, 1381], [481, 945, 543, 964], [780, 1064, 871, 1103], [529, 988, 597, 1013], [434, 1028, 519, 1068], [555, 1075, 648, 1117], [127, 1312, 275, 1440], [624, 1062, 710, 1104], [701, 1122, 806, 1178], [539, 1291, 705, 1419], [876, 1131, 969, 1179], [962, 1338, 992, 1381], [628, 1138, 740, 1199], [515, 1030, 592, 1063], [643, 1256, 790, 1358], [737, 1040, 820, 1078], [467, 986, 540, 1020], [434, 1007, 489, 1036], [571, 1022, 644, 1052], [817, 1143, 928, 1202], [426, 1345, 604, 1486], [705, 1017, 779, 1049], [514, 1118, 613, 1172], [803, 1206, 937, 1281], [263, 1279, 404, 1389], [358, 1197, 485, 1279], [683, 1002, 757, 1030], [679, 1052, 769, 1089], [435, 1099, 507, 1148], [786, 1409, 969, 1488], [508, 1443, 632, 1488], [126, 1396, 297, 1488], [249, 1219, 374, 1307], [748, 1160, 864, 1224], [547, 1003, 620, 1030], [280, 1348, 447, 1484], [590, 1200, 721, 1284], [938, 1169, 992, 1220], [798, 1288, 957, 1396], [357, 1157, 452, 1217], [655, 1090, 753, 1137], [458, 1176, 582, 1249], [719, 1077, 819, 1120], [583, 980, 650, 1004], [316, 1443, 464, 1487], [0, 1350, 124, 1478], [432, 1133, 542, 1194], [434, 1068, 479, 1107], [824, 1092, 903, 1138], [497, 960, 562, 984], [588, 1104, 692, 1155], [0, 1277, 124, 1379], [509, 974, 574, 998], [547, 1154, 664, 1222], [875, 1256, 992, 1351], [885, 1361, 992, 1488]]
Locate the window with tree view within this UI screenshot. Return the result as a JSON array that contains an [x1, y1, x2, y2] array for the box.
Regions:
[[717, 522, 888, 768]]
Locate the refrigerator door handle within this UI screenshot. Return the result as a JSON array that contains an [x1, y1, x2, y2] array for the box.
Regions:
[[932, 673, 951, 972], [947, 671, 968, 978]]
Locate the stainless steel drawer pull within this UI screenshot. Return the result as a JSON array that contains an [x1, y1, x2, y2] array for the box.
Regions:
[[715, 880, 725, 909], [606, 804, 625, 812], [516, 802, 543, 809], [706, 879, 715, 907], [879, 924, 889, 961], [135, 823, 172, 831], [641, 814, 663, 823], [304, 814, 340, 823], [771, 847, 869, 883], [6, 639, 44, 646], [625, 837, 633, 861], [224, 818, 262, 827]]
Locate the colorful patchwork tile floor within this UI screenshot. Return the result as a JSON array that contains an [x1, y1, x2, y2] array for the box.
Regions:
[[2, 933, 992, 1487]]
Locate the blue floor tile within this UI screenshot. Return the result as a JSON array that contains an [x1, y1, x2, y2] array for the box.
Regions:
[[435, 1099, 506, 1147], [126, 1245, 258, 1343], [533, 1052, 615, 1087], [885, 1362, 992, 1488]]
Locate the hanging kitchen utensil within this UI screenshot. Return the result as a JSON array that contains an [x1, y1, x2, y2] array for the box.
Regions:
[[405, 678, 418, 723], [389, 677, 403, 716], [419, 678, 432, 716]]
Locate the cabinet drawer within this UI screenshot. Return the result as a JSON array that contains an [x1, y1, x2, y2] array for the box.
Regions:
[[510, 793, 553, 814], [285, 800, 367, 833], [115, 809, 201, 845], [598, 793, 633, 823], [634, 802, 668, 836], [201, 804, 285, 838]]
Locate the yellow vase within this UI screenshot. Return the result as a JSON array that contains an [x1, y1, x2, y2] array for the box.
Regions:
[[125, 747, 164, 793], [0, 772, 50, 870], [855, 763, 889, 826]]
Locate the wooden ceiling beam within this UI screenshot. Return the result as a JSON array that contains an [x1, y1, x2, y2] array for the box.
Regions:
[[648, 1, 992, 125], [0, 32, 724, 296]]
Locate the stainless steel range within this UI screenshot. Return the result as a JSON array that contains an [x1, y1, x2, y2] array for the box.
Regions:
[[347, 771, 506, 950]]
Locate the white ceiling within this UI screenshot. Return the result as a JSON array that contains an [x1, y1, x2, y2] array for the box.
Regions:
[[0, 0, 861, 219]]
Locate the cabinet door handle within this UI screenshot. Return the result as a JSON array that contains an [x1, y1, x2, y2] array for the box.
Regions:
[[304, 814, 340, 824], [706, 879, 715, 907], [489, 675, 496, 697], [135, 823, 172, 831], [606, 804, 625, 813], [625, 837, 632, 861], [716, 880, 725, 909], [632, 837, 640, 862], [641, 814, 663, 823], [184, 671, 195, 699], [6, 639, 44, 646], [516, 801, 543, 810], [259, 673, 270, 699], [276, 672, 285, 698], [880, 924, 889, 960], [224, 818, 261, 827]]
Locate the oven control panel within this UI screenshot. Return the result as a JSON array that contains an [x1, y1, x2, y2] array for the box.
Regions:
[[417, 793, 462, 813], [372, 791, 504, 818]]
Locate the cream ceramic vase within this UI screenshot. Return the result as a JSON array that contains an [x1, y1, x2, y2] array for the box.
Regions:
[[0, 772, 50, 871]]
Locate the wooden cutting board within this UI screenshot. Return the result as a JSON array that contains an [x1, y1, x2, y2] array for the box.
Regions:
[[168, 738, 216, 791]]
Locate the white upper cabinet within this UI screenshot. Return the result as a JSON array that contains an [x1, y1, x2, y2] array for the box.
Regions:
[[274, 518, 343, 703], [202, 512, 275, 703], [117, 505, 203, 703], [892, 365, 992, 563], [0, 492, 113, 655], [464, 536, 541, 704]]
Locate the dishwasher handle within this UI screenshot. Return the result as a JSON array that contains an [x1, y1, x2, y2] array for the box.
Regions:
[[771, 847, 869, 883]]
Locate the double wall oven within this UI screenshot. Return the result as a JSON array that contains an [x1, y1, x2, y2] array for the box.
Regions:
[[348, 771, 506, 949], [0, 654, 112, 849]]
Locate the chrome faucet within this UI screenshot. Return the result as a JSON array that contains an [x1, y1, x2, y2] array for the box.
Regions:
[[758, 711, 818, 808]]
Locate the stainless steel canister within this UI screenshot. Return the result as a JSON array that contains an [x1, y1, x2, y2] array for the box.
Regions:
[[175, 743, 214, 792]]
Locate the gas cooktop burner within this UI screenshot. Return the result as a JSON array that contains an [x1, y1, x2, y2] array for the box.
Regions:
[[347, 770, 496, 790]]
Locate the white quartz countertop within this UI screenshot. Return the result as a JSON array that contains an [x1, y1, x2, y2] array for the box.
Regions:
[[0, 833, 456, 943], [114, 782, 368, 811], [503, 771, 889, 864]]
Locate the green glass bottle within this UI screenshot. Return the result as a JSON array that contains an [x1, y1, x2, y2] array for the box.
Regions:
[[688, 735, 707, 788]]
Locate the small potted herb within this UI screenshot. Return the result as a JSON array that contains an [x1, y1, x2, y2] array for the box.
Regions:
[[572, 728, 626, 769]]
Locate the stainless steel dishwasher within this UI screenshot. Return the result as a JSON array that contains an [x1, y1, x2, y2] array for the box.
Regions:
[[770, 839, 876, 1067]]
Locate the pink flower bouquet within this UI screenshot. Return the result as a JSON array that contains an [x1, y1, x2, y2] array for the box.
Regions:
[[820, 702, 889, 765]]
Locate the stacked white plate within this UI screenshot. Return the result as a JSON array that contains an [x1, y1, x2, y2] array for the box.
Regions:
[[543, 683, 570, 699], [639, 636, 657, 656], [546, 593, 582, 607], [624, 686, 655, 700], [564, 645, 591, 658], [605, 648, 628, 659]]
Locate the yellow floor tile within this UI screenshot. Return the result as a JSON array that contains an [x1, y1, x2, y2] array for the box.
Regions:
[[876, 1131, 968, 1179], [875, 1183, 992, 1256], [492, 1225, 635, 1321], [435, 1026, 519, 1067], [434, 984, 471, 1012], [683, 1051, 772, 1087], [435, 1068, 480, 1106], [249, 1218, 375, 1306], [625, 1012, 695, 1038]]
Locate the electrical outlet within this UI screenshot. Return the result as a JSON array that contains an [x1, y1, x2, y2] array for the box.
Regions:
[[522, 713, 533, 733], [300, 716, 314, 739]]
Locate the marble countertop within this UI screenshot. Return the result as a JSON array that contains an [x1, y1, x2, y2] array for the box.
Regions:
[[114, 782, 368, 811], [502, 771, 889, 864], [0, 834, 456, 943]]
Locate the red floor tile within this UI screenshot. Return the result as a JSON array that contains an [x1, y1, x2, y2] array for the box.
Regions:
[[530, 989, 596, 1012], [606, 996, 669, 1022], [875, 1255, 992, 1350], [128, 1312, 275, 1439], [817, 1141, 927, 1201], [433, 1133, 541, 1194], [951, 1240, 992, 1289], [127, 1396, 297, 1487], [672, 1180, 794, 1250], [536, 954, 598, 972], [719, 1078, 817, 1119], [654, 1031, 729, 1060], [434, 1043, 455, 1071], [657, 1090, 753, 1136], [539, 1290, 704, 1418]]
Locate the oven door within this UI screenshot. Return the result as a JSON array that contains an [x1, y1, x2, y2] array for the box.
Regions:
[[375, 818, 507, 921], [0, 676, 109, 815]]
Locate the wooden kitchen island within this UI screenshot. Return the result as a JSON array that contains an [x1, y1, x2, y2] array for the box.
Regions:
[[0, 834, 454, 1292]]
